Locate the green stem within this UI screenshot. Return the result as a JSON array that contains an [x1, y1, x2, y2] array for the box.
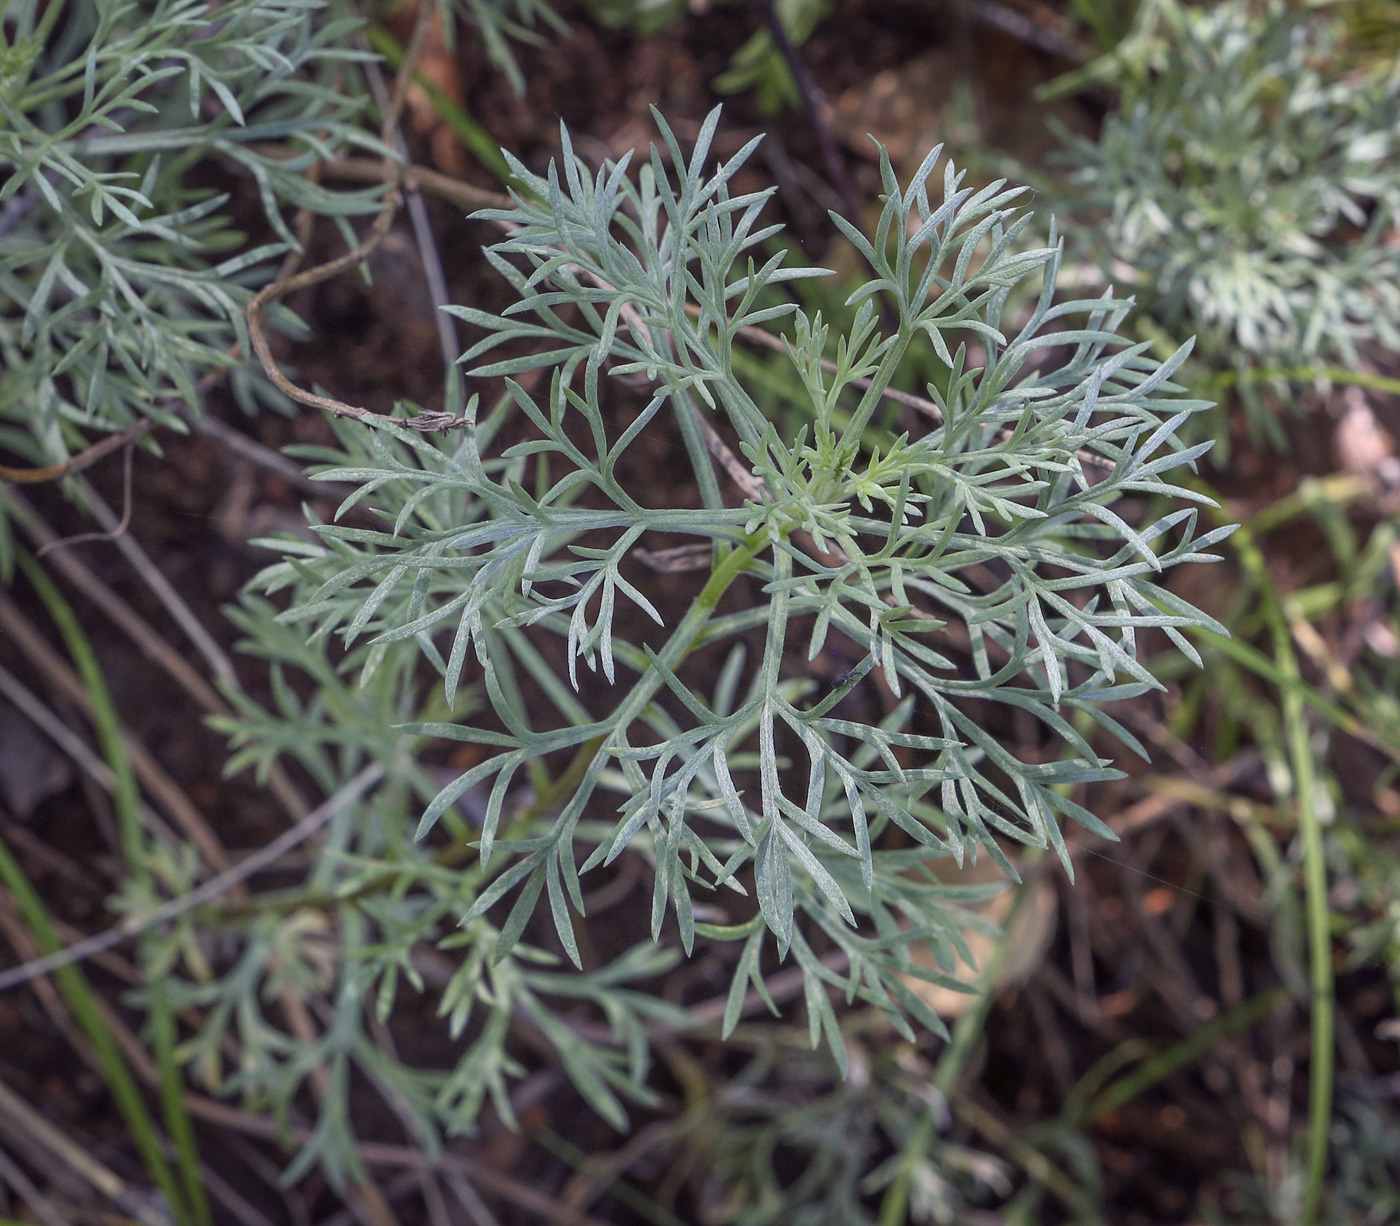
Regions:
[[1234, 528, 1334, 1225], [839, 324, 913, 453], [366, 25, 515, 187], [1286, 653, 1334, 1226], [1196, 628, 1400, 763], [1217, 364, 1400, 399], [31, 0, 69, 50], [877, 1105, 935, 1226], [931, 872, 1037, 1098], [1080, 984, 1287, 1122], [17, 550, 210, 1226], [0, 836, 190, 1225], [950, 1094, 1099, 1220], [203, 533, 767, 923], [18, 552, 143, 870], [534, 1128, 688, 1226]]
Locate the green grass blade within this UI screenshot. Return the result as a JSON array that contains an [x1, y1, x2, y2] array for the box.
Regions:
[[877, 1105, 936, 1226], [367, 25, 516, 187], [1082, 984, 1287, 1122], [1233, 529, 1335, 1226], [17, 550, 210, 1226], [149, 976, 213, 1226], [0, 835, 190, 1224], [18, 552, 144, 866], [1196, 628, 1400, 763]]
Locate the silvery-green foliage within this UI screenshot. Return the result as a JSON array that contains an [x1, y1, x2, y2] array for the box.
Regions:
[[1058, 0, 1400, 386], [713, 0, 831, 115], [0, 0, 385, 472], [1211, 1094, 1400, 1225], [238, 105, 1231, 1102], [454, 0, 567, 97], [579, 0, 830, 115], [675, 1046, 1027, 1225], [190, 576, 690, 1182]]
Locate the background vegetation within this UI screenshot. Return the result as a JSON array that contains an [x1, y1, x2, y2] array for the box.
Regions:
[[1, 1, 1398, 1224]]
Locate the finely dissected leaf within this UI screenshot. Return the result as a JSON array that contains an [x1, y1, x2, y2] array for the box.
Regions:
[[1057, 0, 1400, 441], [236, 106, 1229, 1085], [0, 0, 388, 463]]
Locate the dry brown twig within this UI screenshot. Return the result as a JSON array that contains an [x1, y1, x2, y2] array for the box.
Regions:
[[3, 489, 312, 820], [0, 764, 383, 992], [0, 659, 183, 852], [0, 361, 228, 496], [177, 1093, 618, 1226], [240, 28, 448, 1218], [0, 1076, 168, 1226], [243, 5, 473, 434], [0, 593, 232, 874], [33, 443, 136, 557], [0, 1141, 68, 1226], [0, 419, 153, 486], [0, 900, 299, 1226], [311, 148, 1118, 479], [2, 123, 1103, 487]]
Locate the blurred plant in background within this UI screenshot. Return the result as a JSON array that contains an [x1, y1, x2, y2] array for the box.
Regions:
[[1053, 0, 1400, 441], [0, 0, 382, 474], [201, 116, 1229, 1181], [1, 1, 1399, 1224]]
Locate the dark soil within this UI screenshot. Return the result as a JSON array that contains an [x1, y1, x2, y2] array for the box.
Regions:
[[2, 2, 1397, 1225]]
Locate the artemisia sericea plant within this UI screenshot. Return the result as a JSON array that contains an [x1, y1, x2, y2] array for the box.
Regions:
[[1055, 0, 1400, 441], [209, 108, 1233, 1175]]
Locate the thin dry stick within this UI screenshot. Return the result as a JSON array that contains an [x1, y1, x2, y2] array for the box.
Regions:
[[972, 0, 1089, 62], [278, 985, 399, 1226], [0, 764, 383, 993], [0, 358, 229, 489], [37, 442, 134, 556], [355, 1142, 615, 1226], [0, 899, 160, 1091], [0, 1140, 68, 1226], [192, 413, 356, 500], [176, 1095, 614, 1226], [314, 154, 509, 212], [561, 1119, 674, 1214], [951, 1092, 1094, 1216], [0, 881, 249, 1077], [240, 51, 432, 1226], [693, 412, 767, 504], [443, 1173, 504, 1226], [309, 149, 1117, 474], [359, 1013, 470, 1226], [73, 473, 239, 692], [314, 1172, 425, 1226], [308, 149, 961, 427], [542, 947, 852, 1047], [5, 488, 310, 820], [715, 303, 1116, 475], [755, 0, 859, 224], [0, 890, 260, 1226], [0, 1076, 166, 1226], [0, 908, 93, 1053], [0, 888, 139, 988], [0, 661, 182, 851], [418, 1170, 454, 1226], [362, 53, 460, 380], [8, 486, 225, 706], [0, 591, 234, 875], [193, 1160, 279, 1226], [244, 5, 469, 433], [0, 419, 153, 485], [0, 821, 94, 892]]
